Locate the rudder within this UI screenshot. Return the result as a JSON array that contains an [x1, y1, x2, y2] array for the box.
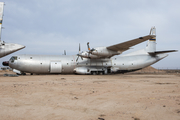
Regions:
[[146, 26, 156, 53]]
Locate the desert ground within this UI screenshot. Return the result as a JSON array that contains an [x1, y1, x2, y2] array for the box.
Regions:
[[0, 70, 180, 120]]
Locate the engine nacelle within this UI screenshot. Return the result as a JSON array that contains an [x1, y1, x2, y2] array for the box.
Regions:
[[79, 47, 120, 59], [92, 47, 119, 57], [79, 51, 100, 59]]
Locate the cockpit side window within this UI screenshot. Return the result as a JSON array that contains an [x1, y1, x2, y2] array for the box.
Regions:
[[10, 56, 17, 63]]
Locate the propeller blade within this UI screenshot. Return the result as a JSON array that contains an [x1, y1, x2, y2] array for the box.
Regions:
[[79, 43, 81, 54], [77, 43, 84, 62], [81, 56, 83, 60], [76, 55, 79, 62], [76, 43, 81, 62], [87, 42, 90, 51], [87, 42, 96, 54]]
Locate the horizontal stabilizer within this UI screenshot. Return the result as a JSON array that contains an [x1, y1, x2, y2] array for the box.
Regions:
[[148, 50, 178, 55]]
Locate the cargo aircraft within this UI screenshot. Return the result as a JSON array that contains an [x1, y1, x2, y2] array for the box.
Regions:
[[0, 2, 25, 58], [3, 27, 177, 75]]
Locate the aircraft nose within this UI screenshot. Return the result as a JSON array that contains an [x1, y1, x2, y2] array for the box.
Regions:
[[2, 61, 9, 66]]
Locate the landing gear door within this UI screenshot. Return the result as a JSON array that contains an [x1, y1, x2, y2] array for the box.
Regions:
[[50, 62, 62, 73]]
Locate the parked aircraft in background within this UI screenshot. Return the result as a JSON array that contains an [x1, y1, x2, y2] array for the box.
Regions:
[[3, 27, 177, 75], [0, 2, 25, 58]]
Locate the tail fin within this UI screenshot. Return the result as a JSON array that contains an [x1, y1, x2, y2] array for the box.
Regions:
[[146, 26, 156, 53], [0, 2, 4, 42], [146, 27, 178, 55]]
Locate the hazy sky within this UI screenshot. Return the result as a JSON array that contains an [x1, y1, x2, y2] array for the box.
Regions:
[[0, 0, 179, 68]]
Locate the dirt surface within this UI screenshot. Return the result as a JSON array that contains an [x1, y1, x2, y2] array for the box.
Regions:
[[134, 66, 166, 74], [0, 71, 180, 120]]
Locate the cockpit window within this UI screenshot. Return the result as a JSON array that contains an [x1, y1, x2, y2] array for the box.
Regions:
[[10, 56, 17, 63]]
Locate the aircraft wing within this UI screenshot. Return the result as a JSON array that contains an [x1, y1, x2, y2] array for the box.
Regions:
[[107, 35, 155, 52]]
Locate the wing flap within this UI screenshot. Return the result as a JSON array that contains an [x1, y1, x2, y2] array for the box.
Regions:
[[107, 35, 155, 52]]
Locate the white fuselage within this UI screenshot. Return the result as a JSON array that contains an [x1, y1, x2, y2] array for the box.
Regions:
[[8, 49, 168, 75]]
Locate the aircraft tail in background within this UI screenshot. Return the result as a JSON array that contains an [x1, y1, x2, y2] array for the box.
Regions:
[[0, 2, 4, 42]]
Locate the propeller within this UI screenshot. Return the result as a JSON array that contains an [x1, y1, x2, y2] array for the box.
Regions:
[[76, 43, 83, 62], [87, 42, 95, 53], [87, 42, 96, 58], [87, 42, 90, 51]]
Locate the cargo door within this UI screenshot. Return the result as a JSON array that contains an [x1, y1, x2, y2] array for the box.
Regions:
[[50, 62, 62, 73]]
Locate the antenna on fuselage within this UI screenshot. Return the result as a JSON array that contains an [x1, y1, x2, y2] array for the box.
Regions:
[[62, 50, 66, 55]]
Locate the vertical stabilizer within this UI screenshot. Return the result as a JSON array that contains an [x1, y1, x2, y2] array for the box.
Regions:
[[0, 2, 4, 42], [146, 27, 156, 53]]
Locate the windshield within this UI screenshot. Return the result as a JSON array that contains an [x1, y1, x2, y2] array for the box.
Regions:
[[10, 56, 17, 63]]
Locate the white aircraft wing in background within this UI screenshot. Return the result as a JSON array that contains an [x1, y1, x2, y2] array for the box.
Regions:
[[0, 2, 25, 58]]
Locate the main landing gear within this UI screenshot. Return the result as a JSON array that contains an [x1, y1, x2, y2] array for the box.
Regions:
[[91, 71, 104, 75]]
